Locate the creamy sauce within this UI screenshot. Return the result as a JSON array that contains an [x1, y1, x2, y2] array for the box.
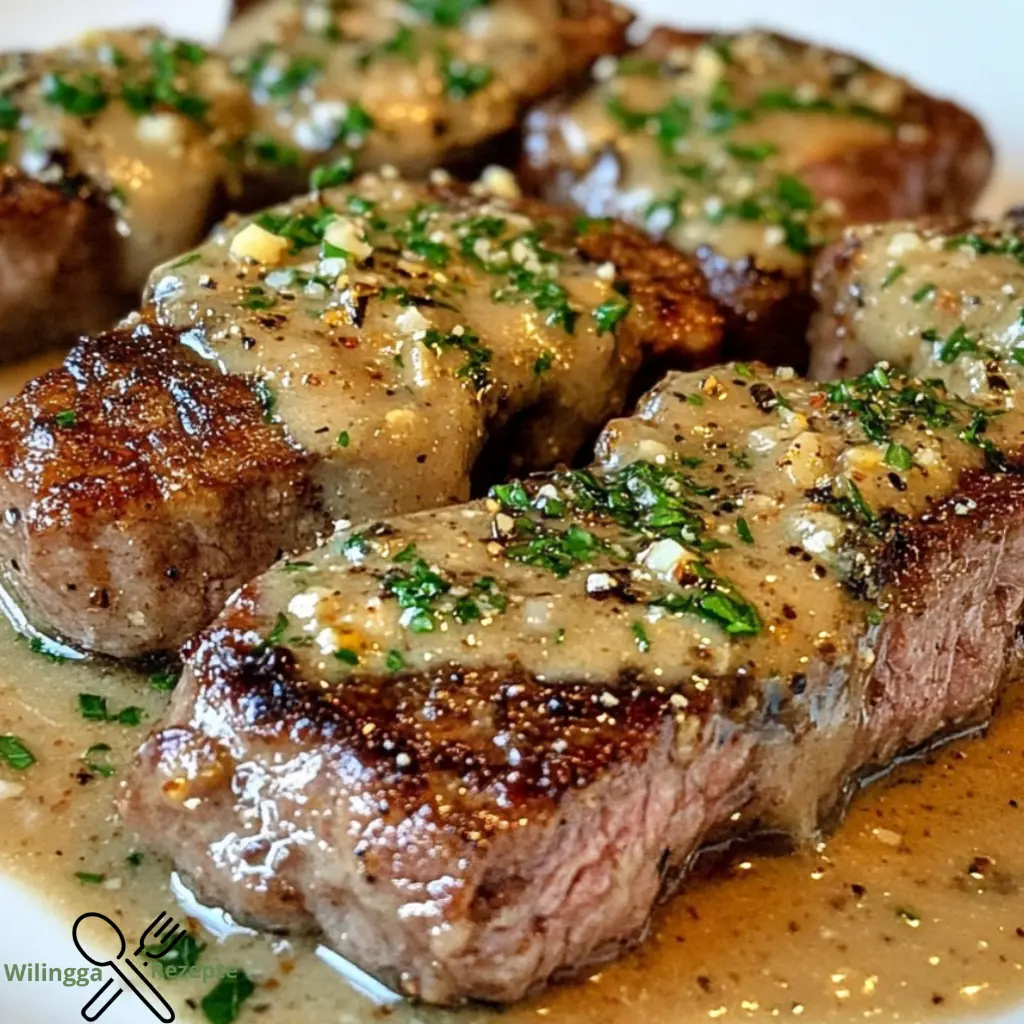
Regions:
[[539, 31, 916, 271], [2, 603, 1024, 1024], [0, 29, 250, 291], [147, 172, 655, 521], [813, 219, 1024, 394], [222, 0, 608, 187]]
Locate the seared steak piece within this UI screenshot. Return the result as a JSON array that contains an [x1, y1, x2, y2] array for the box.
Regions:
[[121, 364, 1024, 1004], [0, 30, 251, 358], [0, 4, 630, 360], [223, 0, 631, 200], [0, 325, 319, 657], [0, 173, 721, 656], [522, 29, 992, 368], [810, 217, 1024, 387]]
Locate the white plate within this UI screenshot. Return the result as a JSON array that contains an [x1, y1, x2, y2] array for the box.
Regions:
[[1, 1, 1022, 1021]]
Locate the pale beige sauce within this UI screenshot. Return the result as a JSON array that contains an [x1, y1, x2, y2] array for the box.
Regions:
[[829, 221, 1024, 395], [223, 0, 580, 180], [1, 356, 1024, 1023], [148, 174, 638, 521], [1, 30, 250, 291], [556, 33, 907, 271]]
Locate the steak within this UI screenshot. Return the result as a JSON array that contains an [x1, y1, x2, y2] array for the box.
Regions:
[[224, 0, 632, 198], [810, 216, 1024, 387], [0, 173, 721, 656], [521, 29, 992, 368], [0, 30, 250, 358], [120, 363, 1024, 1004], [0, 3, 630, 359]]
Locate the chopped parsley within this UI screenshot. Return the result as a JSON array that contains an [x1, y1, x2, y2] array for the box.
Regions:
[[309, 155, 355, 191], [881, 264, 906, 289], [43, 72, 108, 116], [54, 409, 77, 428], [405, 0, 491, 27], [83, 743, 115, 778], [74, 872, 106, 885], [439, 49, 493, 100], [593, 297, 631, 335], [0, 734, 35, 771], [200, 970, 255, 1024], [149, 933, 206, 978], [423, 328, 492, 389], [247, 134, 301, 168], [381, 554, 506, 634], [0, 94, 19, 130], [148, 670, 178, 691], [385, 649, 405, 672], [256, 204, 335, 252], [736, 517, 754, 544], [266, 55, 323, 99], [77, 694, 145, 726], [884, 442, 914, 471], [631, 621, 651, 653], [490, 461, 762, 638], [337, 430, 350, 448], [255, 612, 289, 652]]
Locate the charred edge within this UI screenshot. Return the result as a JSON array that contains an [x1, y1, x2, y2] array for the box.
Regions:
[[188, 621, 734, 817]]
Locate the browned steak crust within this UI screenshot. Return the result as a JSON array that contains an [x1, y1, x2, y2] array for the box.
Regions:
[[0, 323, 321, 656], [120, 366, 1024, 1004], [522, 28, 993, 370]]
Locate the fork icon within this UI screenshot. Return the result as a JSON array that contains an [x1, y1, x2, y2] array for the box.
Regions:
[[75, 910, 186, 1021], [134, 911, 187, 960]]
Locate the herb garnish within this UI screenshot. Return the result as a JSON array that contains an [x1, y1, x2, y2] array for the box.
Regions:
[[83, 743, 116, 777], [381, 551, 506, 633], [44, 72, 108, 116], [149, 932, 206, 978], [78, 694, 145, 726], [200, 970, 255, 1024], [0, 735, 35, 771], [489, 460, 762, 637], [405, 0, 491, 26]]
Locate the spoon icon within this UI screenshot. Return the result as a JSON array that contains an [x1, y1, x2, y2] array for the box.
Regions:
[[72, 912, 177, 1022]]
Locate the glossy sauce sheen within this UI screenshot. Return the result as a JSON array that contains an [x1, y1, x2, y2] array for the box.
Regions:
[[223, 0, 627, 187], [0, 355, 1023, 1019], [812, 218, 1024, 391], [526, 31, 914, 272], [147, 171, 713, 519], [0, 29, 250, 289]]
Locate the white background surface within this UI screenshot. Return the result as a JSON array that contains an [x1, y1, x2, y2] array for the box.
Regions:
[[0, 1, 1021, 1022]]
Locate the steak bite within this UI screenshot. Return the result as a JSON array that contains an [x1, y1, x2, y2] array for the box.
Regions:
[[810, 217, 1024, 388], [522, 29, 993, 368], [0, 29, 251, 358], [0, 173, 721, 657], [121, 364, 1024, 1004], [223, 0, 632, 201]]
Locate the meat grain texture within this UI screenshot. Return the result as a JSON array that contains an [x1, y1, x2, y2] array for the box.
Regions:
[[122, 364, 1024, 1003]]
